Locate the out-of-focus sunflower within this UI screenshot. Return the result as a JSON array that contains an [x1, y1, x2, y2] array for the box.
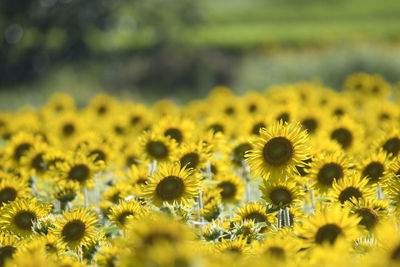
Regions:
[[240, 113, 271, 137], [55, 150, 105, 188], [254, 233, 299, 261], [329, 174, 375, 204], [124, 164, 150, 191], [373, 221, 400, 266], [141, 163, 201, 207], [108, 199, 146, 229], [5, 132, 42, 164], [0, 233, 21, 267], [0, 176, 30, 207], [324, 115, 362, 152], [19, 142, 49, 177], [0, 197, 52, 237], [119, 141, 145, 168], [374, 126, 400, 158], [299, 203, 363, 247], [214, 173, 245, 203], [358, 149, 389, 185], [139, 131, 177, 162], [52, 180, 80, 206], [346, 197, 390, 232], [201, 187, 222, 222], [230, 138, 253, 168], [215, 236, 250, 256], [234, 202, 274, 229], [260, 180, 304, 208], [308, 151, 352, 192], [52, 207, 100, 251], [43, 93, 76, 114], [154, 116, 195, 145], [102, 182, 133, 205], [245, 121, 310, 180], [22, 234, 66, 257]]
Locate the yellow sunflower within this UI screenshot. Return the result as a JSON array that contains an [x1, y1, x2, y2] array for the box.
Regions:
[[0, 233, 21, 267], [108, 199, 146, 229], [214, 173, 245, 203], [358, 149, 389, 185], [153, 116, 195, 145], [0, 197, 52, 237], [373, 126, 400, 157], [324, 115, 362, 151], [52, 207, 100, 251], [299, 203, 363, 247], [260, 180, 304, 208], [174, 142, 212, 171], [139, 131, 177, 162], [215, 236, 250, 255], [234, 201, 274, 231], [0, 176, 30, 207], [141, 162, 201, 207], [245, 121, 310, 180], [329, 174, 375, 204], [308, 151, 352, 192]]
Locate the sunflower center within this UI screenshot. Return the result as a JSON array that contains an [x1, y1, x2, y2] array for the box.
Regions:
[[146, 141, 168, 159], [315, 223, 342, 245], [0, 246, 16, 266], [31, 153, 46, 172], [218, 181, 237, 199], [317, 163, 343, 186], [248, 104, 257, 113], [164, 128, 183, 143], [45, 243, 58, 254], [62, 123, 75, 136], [68, 164, 90, 183], [180, 152, 200, 169], [210, 164, 217, 175], [14, 211, 36, 231], [267, 246, 286, 259], [330, 128, 352, 149], [156, 176, 185, 201], [89, 149, 106, 163], [130, 116, 141, 126], [301, 118, 318, 134], [13, 143, 32, 161], [117, 211, 134, 225], [208, 124, 224, 134], [225, 106, 235, 115], [233, 143, 252, 166], [362, 162, 384, 183], [263, 137, 293, 166], [270, 188, 292, 206], [144, 232, 174, 246], [0, 187, 17, 206], [338, 187, 362, 203], [277, 112, 290, 123], [383, 137, 400, 156], [244, 212, 266, 223], [391, 244, 400, 261], [356, 207, 378, 230], [62, 220, 86, 242], [251, 122, 266, 135], [334, 108, 344, 117]]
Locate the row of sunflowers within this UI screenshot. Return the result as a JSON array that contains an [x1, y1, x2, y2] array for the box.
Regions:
[[0, 73, 400, 266]]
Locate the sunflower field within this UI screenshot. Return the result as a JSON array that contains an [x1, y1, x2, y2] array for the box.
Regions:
[[0, 72, 400, 266]]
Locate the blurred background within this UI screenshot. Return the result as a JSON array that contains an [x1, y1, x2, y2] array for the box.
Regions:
[[1, 0, 400, 109]]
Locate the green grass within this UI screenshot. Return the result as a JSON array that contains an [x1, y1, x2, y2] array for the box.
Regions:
[[188, 0, 400, 48]]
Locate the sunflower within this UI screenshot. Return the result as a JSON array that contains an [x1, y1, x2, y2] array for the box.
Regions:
[[255, 233, 299, 261], [0, 176, 30, 207], [23, 234, 66, 257], [346, 198, 390, 232], [50, 112, 85, 142], [139, 131, 177, 162], [214, 173, 245, 203], [102, 182, 133, 205], [273, 206, 303, 227], [245, 121, 310, 181], [374, 221, 400, 266], [174, 142, 212, 171], [324, 115, 362, 151], [125, 164, 151, 191], [261, 180, 304, 208], [0, 233, 21, 267], [374, 126, 400, 157], [243, 92, 268, 115], [358, 149, 389, 185], [234, 202, 273, 228], [52, 207, 100, 251], [4, 132, 41, 163], [215, 236, 250, 255], [201, 187, 222, 222], [154, 116, 195, 145], [44, 93, 76, 114], [108, 199, 145, 229], [119, 141, 145, 168], [141, 162, 201, 207], [52, 180, 80, 206], [308, 151, 352, 192], [329, 174, 375, 204], [204, 115, 233, 137], [241, 113, 271, 137], [230, 138, 253, 168], [55, 150, 105, 188], [299, 203, 363, 247], [0, 197, 52, 237], [296, 108, 326, 136]]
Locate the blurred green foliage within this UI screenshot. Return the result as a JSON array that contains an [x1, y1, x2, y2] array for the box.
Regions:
[[1, 0, 400, 109]]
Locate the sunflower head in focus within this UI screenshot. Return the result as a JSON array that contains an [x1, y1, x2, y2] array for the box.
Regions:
[[174, 142, 211, 171], [329, 173, 375, 204], [246, 121, 310, 181], [141, 162, 201, 207], [0, 197, 52, 237], [108, 199, 146, 229], [52, 207, 100, 251]]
